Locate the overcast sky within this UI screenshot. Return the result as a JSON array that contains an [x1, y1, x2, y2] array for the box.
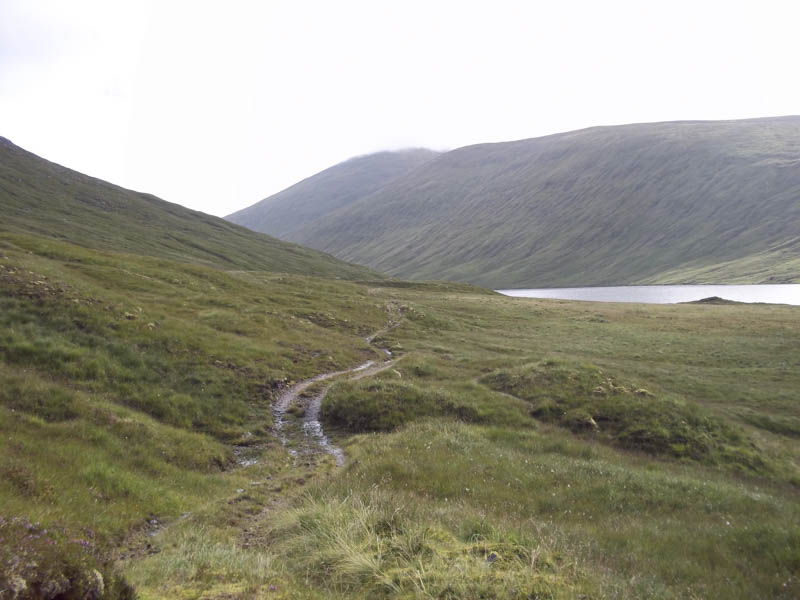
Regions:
[[1, 0, 799, 217]]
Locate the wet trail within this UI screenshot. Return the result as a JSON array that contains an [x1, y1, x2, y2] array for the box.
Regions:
[[120, 311, 404, 566], [270, 318, 400, 467]]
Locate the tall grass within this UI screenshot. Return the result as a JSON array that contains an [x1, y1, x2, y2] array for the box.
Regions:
[[0, 235, 391, 596], [126, 525, 278, 592], [2, 232, 799, 598], [262, 420, 799, 599], [269, 486, 578, 599]]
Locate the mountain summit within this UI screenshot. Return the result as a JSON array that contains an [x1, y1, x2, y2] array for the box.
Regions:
[[226, 148, 439, 240]]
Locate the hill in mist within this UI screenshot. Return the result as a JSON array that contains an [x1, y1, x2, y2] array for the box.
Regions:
[[226, 148, 439, 240], [230, 117, 800, 288]]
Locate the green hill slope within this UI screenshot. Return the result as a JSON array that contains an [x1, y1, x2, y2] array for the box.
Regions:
[[0, 137, 380, 280], [256, 117, 800, 287], [3, 233, 799, 599], [226, 148, 438, 239], [2, 133, 800, 598]]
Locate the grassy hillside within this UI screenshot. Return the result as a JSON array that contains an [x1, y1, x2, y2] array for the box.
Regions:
[[269, 117, 800, 287], [0, 234, 800, 598], [3, 232, 799, 598], [0, 137, 380, 280], [2, 139, 799, 599], [0, 231, 392, 597], [226, 148, 438, 239]]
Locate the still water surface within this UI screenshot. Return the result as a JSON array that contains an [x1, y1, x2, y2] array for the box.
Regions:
[[497, 284, 800, 306]]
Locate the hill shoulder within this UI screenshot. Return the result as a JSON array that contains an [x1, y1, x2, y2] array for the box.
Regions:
[[0, 138, 380, 280]]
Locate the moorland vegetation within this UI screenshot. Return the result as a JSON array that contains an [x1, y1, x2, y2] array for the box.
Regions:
[[1, 137, 799, 599]]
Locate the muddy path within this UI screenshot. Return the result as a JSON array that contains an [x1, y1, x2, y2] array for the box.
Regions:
[[118, 310, 404, 568], [270, 314, 402, 466]]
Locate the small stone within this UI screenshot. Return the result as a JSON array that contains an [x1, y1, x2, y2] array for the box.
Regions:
[[88, 569, 105, 599], [9, 574, 27, 594]]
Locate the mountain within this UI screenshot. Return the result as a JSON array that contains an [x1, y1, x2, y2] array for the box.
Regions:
[[233, 117, 800, 288], [0, 137, 380, 280], [226, 148, 439, 239]]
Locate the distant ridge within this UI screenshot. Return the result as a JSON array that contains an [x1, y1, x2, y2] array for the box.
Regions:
[[230, 116, 800, 287], [0, 138, 381, 280], [226, 148, 439, 239]]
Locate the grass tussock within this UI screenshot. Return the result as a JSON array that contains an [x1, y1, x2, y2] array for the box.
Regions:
[[323, 379, 479, 432], [481, 360, 767, 471], [125, 525, 277, 596], [269, 488, 577, 599], [0, 516, 135, 600]]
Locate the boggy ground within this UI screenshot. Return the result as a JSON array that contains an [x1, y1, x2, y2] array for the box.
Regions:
[[123, 285, 800, 599], [1, 233, 799, 599]]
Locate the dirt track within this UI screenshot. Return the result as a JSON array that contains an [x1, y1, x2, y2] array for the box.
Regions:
[[272, 313, 401, 466]]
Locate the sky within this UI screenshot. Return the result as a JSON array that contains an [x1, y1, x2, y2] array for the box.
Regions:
[[1, 0, 799, 217]]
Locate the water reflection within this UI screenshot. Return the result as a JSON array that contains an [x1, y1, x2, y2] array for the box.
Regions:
[[497, 285, 800, 305]]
